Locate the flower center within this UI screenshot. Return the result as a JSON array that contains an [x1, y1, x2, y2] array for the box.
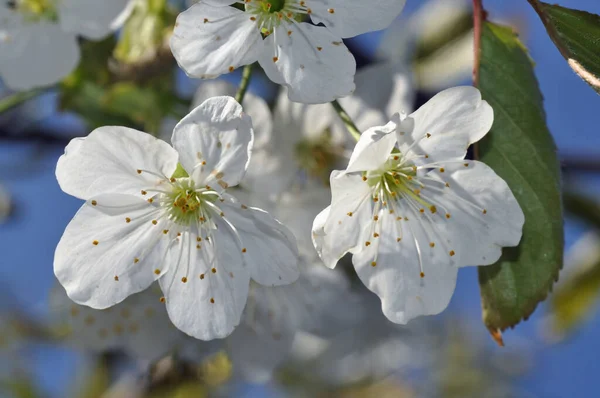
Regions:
[[295, 133, 344, 185], [245, 0, 308, 35], [366, 154, 435, 211], [161, 178, 220, 227]]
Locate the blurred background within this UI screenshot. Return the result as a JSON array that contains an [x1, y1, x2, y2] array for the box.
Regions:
[[1, 0, 599, 397]]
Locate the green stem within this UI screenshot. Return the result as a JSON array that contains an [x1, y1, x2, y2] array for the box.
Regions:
[[235, 64, 254, 103], [0, 89, 44, 113], [330, 99, 361, 141]]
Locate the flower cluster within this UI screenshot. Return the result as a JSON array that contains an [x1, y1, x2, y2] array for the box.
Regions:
[[40, 1, 526, 384], [0, 0, 134, 90]]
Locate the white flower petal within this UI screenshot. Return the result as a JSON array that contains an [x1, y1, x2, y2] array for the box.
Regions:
[[170, 2, 262, 79], [192, 80, 272, 149], [309, 0, 406, 38], [159, 228, 250, 340], [58, 0, 134, 39], [54, 194, 175, 309], [0, 22, 79, 91], [171, 96, 253, 188], [420, 160, 524, 267], [258, 23, 355, 104], [56, 127, 178, 200], [352, 209, 458, 324], [220, 199, 300, 286], [317, 171, 372, 268], [311, 206, 330, 262], [401, 86, 493, 163], [345, 116, 399, 173]]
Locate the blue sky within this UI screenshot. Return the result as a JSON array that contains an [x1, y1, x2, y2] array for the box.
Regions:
[[1, 0, 599, 396]]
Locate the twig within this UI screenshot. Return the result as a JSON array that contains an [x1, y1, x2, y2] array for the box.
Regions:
[[235, 64, 254, 103], [330, 100, 361, 141]]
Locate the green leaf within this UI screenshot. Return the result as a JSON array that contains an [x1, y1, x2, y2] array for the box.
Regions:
[[548, 235, 600, 339], [529, 0, 600, 94], [476, 22, 564, 335]]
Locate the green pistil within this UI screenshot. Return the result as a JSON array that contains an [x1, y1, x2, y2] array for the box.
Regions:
[[263, 0, 286, 13], [367, 160, 434, 209], [166, 179, 218, 226]]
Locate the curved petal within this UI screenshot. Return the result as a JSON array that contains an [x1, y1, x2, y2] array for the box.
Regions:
[[345, 116, 399, 173], [54, 194, 175, 309], [0, 22, 79, 91], [192, 80, 272, 149], [352, 208, 458, 324], [159, 227, 250, 340], [311, 206, 330, 262], [400, 86, 493, 164], [56, 127, 178, 200], [219, 197, 300, 286], [318, 171, 372, 268], [309, 0, 406, 38], [172, 96, 253, 189], [58, 0, 134, 39], [170, 2, 262, 79], [258, 23, 355, 104], [419, 160, 524, 267]]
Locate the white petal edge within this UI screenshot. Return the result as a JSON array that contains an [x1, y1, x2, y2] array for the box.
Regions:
[[56, 126, 178, 200], [171, 96, 254, 189]]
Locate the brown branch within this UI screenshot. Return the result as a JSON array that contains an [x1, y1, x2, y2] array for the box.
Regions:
[[472, 0, 485, 160]]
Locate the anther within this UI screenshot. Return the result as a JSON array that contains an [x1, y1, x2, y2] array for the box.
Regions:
[[211, 268, 217, 273], [449, 250, 455, 256], [420, 272, 425, 278], [91, 200, 97, 206], [347, 212, 353, 217], [92, 240, 99, 245], [242, 248, 247, 253], [430, 206, 437, 214], [160, 297, 165, 303], [371, 261, 377, 267], [114, 275, 119, 281], [483, 209, 488, 214], [154, 269, 161, 275], [126, 217, 131, 223], [181, 277, 188, 283], [365, 241, 371, 246], [210, 298, 215, 304], [429, 242, 435, 248], [134, 258, 139, 263], [200, 274, 205, 279]]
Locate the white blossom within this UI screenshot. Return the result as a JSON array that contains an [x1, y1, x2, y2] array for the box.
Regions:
[[54, 96, 299, 341], [0, 0, 134, 90], [170, 0, 406, 104], [312, 86, 525, 324]]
